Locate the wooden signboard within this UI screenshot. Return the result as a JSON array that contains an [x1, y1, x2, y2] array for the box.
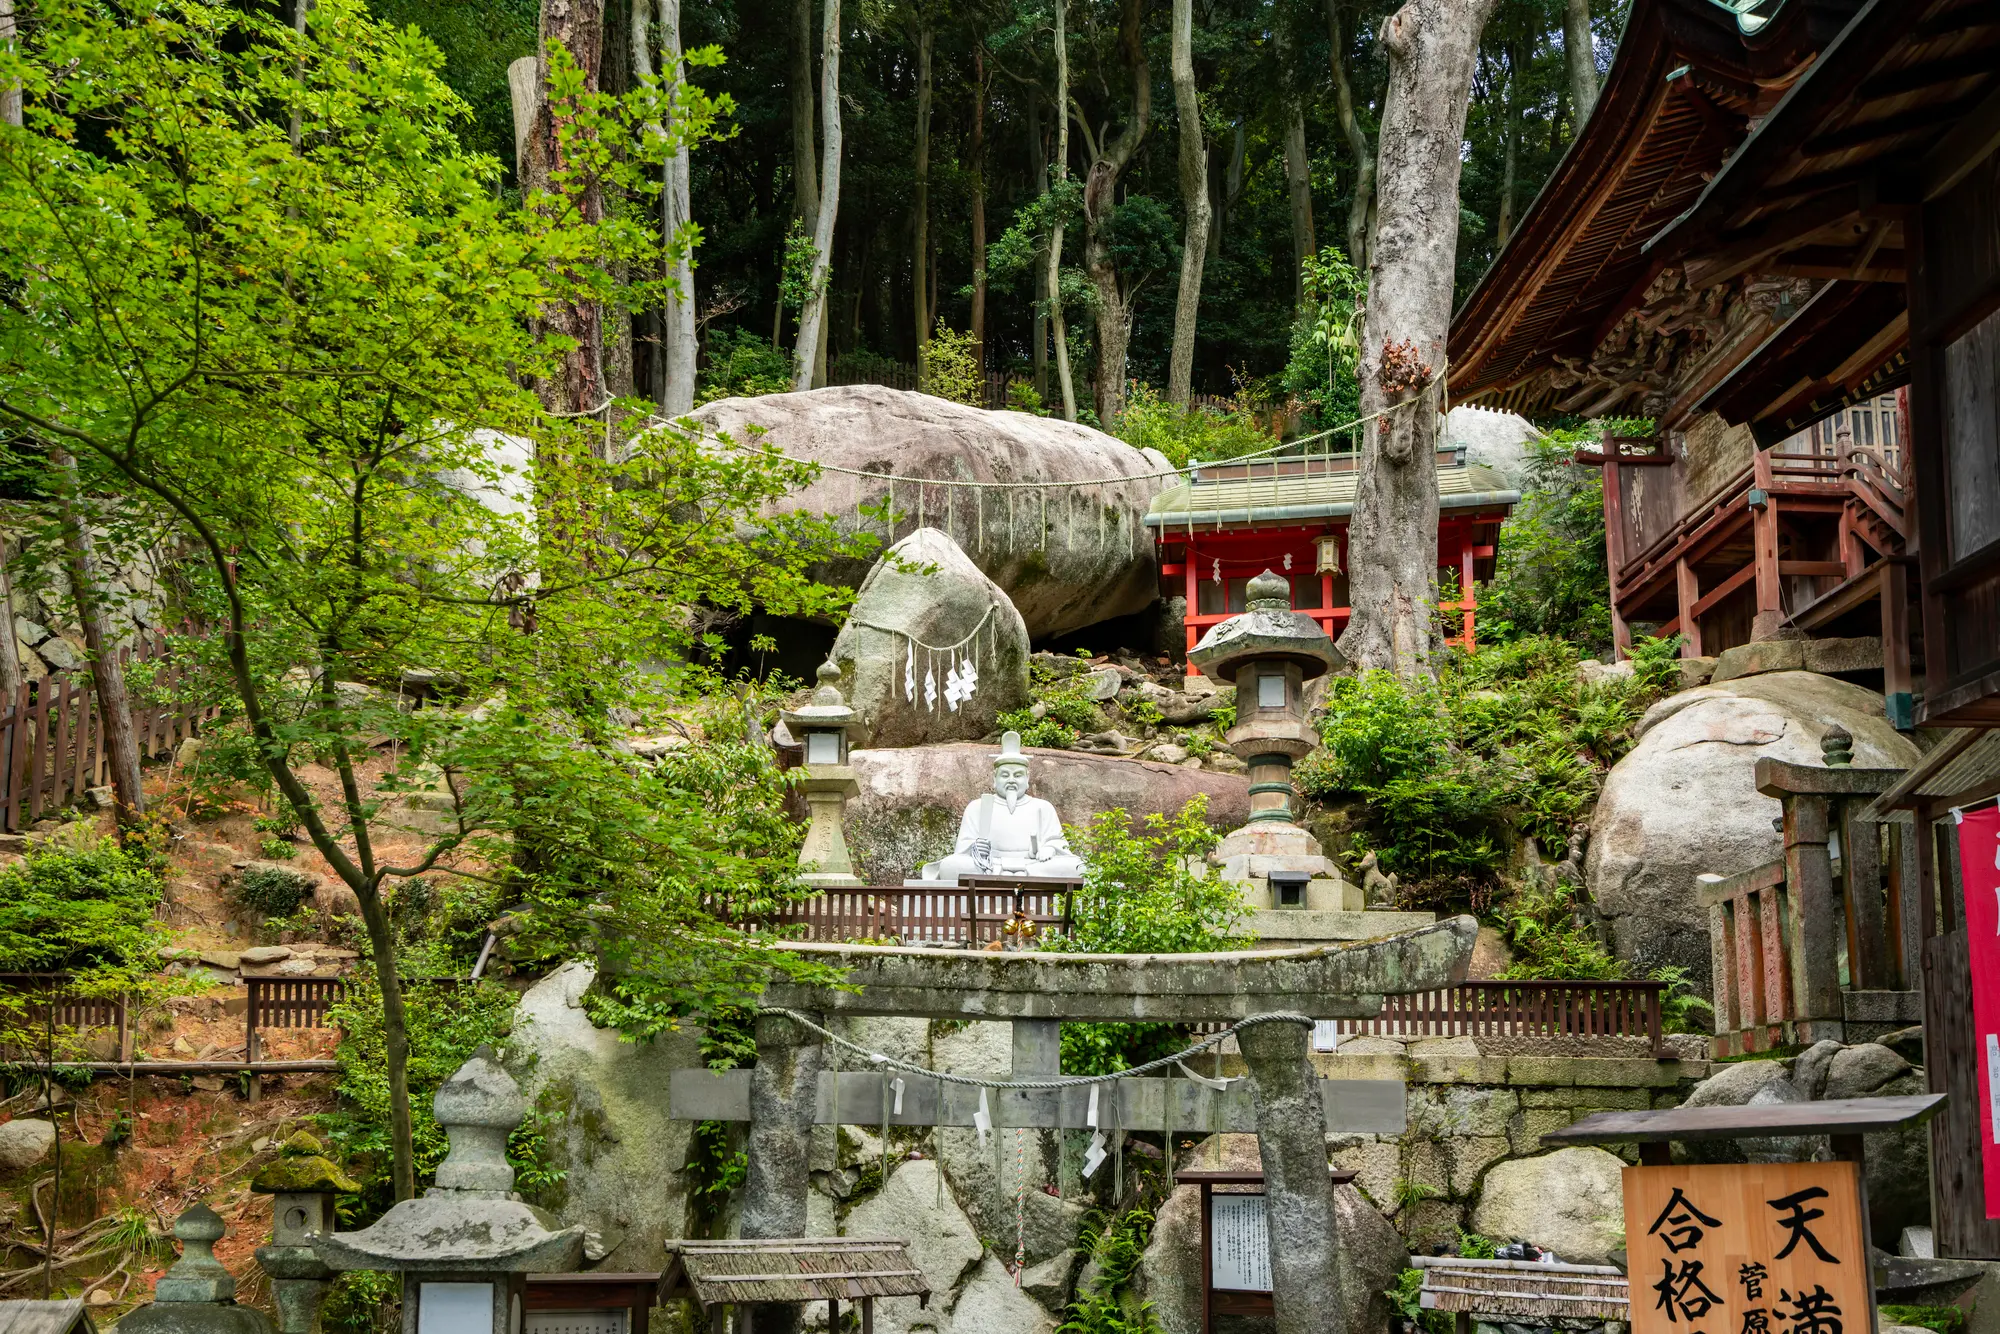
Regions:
[[1625, 1162, 1874, 1334]]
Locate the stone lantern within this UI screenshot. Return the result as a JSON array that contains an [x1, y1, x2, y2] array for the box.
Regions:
[[314, 1049, 583, 1334], [780, 661, 864, 888], [254, 1131, 361, 1334], [1187, 569, 1353, 910], [122, 1204, 276, 1334]]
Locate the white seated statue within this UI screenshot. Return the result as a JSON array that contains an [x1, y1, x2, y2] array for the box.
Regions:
[[920, 732, 1087, 883]]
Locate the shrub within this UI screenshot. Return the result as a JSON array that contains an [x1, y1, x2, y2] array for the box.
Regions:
[[234, 864, 316, 918], [0, 841, 169, 974], [695, 327, 792, 406], [1006, 381, 1046, 415], [996, 658, 1105, 750], [1114, 382, 1275, 469], [918, 321, 983, 406], [1282, 245, 1366, 436], [1056, 796, 1248, 1075]]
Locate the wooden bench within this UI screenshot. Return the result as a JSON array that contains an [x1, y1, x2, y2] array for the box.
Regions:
[[1413, 1255, 1630, 1333]]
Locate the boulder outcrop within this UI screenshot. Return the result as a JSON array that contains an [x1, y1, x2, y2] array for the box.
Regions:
[[1468, 1145, 1628, 1264], [1585, 671, 1919, 989], [830, 528, 1031, 750], [688, 386, 1168, 638], [845, 743, 1252, 883]]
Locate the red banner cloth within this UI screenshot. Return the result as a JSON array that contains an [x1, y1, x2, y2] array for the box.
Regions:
[[1953, 804, 2000, 1218]]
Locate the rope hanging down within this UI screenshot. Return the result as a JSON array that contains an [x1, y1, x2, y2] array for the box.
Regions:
[[755, 1006, 1312, 1089]]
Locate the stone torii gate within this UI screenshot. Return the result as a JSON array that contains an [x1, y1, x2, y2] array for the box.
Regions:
[[684, 915, 1476, 1334]]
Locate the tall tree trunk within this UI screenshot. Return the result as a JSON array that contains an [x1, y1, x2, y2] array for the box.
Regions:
[[791, 0, 819, 239], [51, 451, 143, 820], [527, 0, 609, 419], [1047, 0, 1078, 422], [791, 0, 841, 387], [911, 25, 934, 370], [1167, 0, 1210, 407], [1082, 0, 1150, 426], [1206, 123, 1245, 263], [1028, 97, 1049, 404], [1325, 0, 1377, 269], [1338, 0, 1499, 679], [1282, 101, 1315, 307], [0, 0, 20, 129], [1564, 0, 1597, 128], [601, 0, 635, 403], [970, 49, 988, 380], [0, 542, 22, 705], [655, 0, 699, 412], [1497, 39, 1521, 248]]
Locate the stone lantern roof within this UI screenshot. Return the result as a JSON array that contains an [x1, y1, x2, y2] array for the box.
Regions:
[[780, 661, 856, 734], [313, 1049, 583, 1275], [1187, 571, 1345, 685], [251, 1132, 361, 1196]]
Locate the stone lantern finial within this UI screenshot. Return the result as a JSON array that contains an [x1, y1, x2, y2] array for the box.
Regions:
[[431, 1046, 526, 1197], [1821, 723, 1854, 767], [158, 1204, 237, 1304]]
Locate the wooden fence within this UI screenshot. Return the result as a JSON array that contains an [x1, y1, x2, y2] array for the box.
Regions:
[[0, 972, 133, 1060], [1328, 979, 1670, 1054], [1701, 750, 1922, 1057], [725, 881, 1076, 947], [1, 628, 221, 830]]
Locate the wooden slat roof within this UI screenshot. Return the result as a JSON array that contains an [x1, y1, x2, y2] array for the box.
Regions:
[[660, 1238, 930, 1308], [1414, 1256, 1630, 1322], [1447, 0, 1869, 415], [0, 1301, 94, 1334]]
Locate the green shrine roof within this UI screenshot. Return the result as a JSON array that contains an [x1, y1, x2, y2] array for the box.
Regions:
[[1144, 460, 1518, 529]]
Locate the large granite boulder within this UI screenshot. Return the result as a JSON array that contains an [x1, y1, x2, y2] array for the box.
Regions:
[[830, 527, 1031, 750], [1675, 1041, 1930, 1241], [1470, 1146, 1628, 1264], [843, 1160, 984, 1334], [504, 962, 700, 1268], [846, 743, 1253, 884], [689, 385, 1168, 638], [1447, 406, 1540, 488], [1586, 672, 1920, 990]]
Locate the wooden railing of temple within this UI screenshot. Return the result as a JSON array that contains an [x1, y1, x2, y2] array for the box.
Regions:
[[721, 880, 1077, 948], [1699, 730, 1921, 1058], [1328, 980, 1670, 1055]]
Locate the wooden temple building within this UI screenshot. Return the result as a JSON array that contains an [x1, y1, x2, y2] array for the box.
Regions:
[[1145, 446, 1520, 664], [1452, 0, 2000, 1260]]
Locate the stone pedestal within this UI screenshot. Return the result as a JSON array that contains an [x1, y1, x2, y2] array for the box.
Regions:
[[1215, 819, 1356, 910], [797, 772, 863, 888]]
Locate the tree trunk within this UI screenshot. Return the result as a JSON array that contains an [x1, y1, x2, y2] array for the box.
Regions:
[[1167, 0, 1210, 407], [1047, 0, 1078, 422], [657, 0, 698, 413], [970, 49, 988, 380], [51, 451, 143, 821], [1325, 0, 1376, 269], [1498, 39, 1521, 248], [1082, 0, 1149, 426], [1338, 0, 1499, 680], [791, 0, 819, 240], [0, 0, 20, 129], [0, 544, 20, 705], [528, 0, 609, 419], [1564, 0, 1597, 128], [911, 25, 933, 369], [1282, 101, 1315, 307], [1028, 96, 1049, 404], [790, 0, 841, 387], [1206, 123, 1244, 264]]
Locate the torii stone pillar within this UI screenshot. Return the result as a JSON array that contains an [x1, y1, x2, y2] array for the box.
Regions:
[[1240, 1018, 1346, 1334], [740, 1010, 825, 1334]]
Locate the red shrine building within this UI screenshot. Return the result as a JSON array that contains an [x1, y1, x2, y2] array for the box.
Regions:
[[1144, 445, 1520, 665]]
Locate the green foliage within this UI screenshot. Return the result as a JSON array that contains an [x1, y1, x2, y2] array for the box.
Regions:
[[1298, 636, 1676, 888], [1481, 424, 1651, 653], [686, 1119, 747, 1232], [324, 1270, 401, 1334], [696, 327, 794, 405], [1114, 382, 1275, 470], [1056, 798, 1248, 1075], [919, 320, 983, 406], [0, 840, 168, 974], [1651, 964, 1716, 1036], [234, 864, 316, 918], [1284, 246, 1367, 435], [1006, 382, 1047, 415], [321, 978, 517, 1219], [1493, 880, 1622, 981], [506, 1106, 569, 1205], [777, 218, 820, 313], [1882, 1307, 1968, 1334], [1055, 1209, 1162, 1334], [1384, 1268, 1452, 1334], [997, 659, 1106, 751], [1456, 1229, 1498, 1259]]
